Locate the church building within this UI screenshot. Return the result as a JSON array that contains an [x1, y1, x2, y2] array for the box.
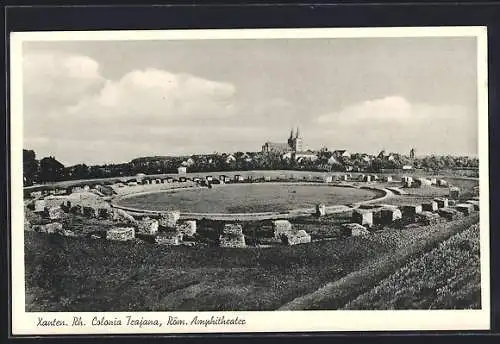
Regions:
[[261, 128, 303, 154], [262, 128, 317, 162]]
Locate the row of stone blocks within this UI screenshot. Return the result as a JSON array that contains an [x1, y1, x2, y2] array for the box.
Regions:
[[350, 197, 478, 229], [401, 177, 450, 189], [351, 175, 448, 186], [33, 199, 114, 221], [108, 209, 197, 245], [105, 218, 197, 244], [29, 204, 196, 245], [219, 222, 311, 248]]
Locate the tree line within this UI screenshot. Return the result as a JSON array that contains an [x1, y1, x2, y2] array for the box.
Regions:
[[22, 149, 479, 186]]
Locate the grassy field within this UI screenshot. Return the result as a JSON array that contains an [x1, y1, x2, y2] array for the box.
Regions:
[[344, 224, 481, 310], [25, 212, 479, 312], [115, 184, 377, 213]]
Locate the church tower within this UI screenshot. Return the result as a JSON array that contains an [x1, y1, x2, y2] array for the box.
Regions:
[[287, 128, 294, 149], [294, 127, 303, 152]]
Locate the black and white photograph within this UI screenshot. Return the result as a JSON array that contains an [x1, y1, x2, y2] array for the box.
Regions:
[[10, 27, 490, 334]]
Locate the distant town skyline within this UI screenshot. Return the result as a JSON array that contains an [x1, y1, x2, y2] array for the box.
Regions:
[[22, 36, 479, 165]]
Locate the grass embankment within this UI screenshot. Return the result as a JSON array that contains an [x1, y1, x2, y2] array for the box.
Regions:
[[26, 212, 479, 312], [24, 229, 394, 312], [344, 223, 481, 310], [279, 214, 479, 310]]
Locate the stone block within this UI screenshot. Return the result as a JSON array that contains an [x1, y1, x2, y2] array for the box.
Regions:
[[83, 206, 98, 218], [47, 206, 65, 220], [416, 178, 432, 187], [98, 208, 110, 219], [136, 218, 159, 235], [223, 223, 243, 235], [30, 191, 42, 198], [434, 198, 449, 208], [219, 233, 246, 248], [400, 205, 423, 217], [156, 231, 183, 246], [63, 200, 72, 211], [437, 179, 449, 187], [70, 204, 83, 215], [401, 176, 413, 183], [380, 208, 403, 224], [449, 187, 460, 199], [315, 204, 326, 217], [466, 200, 480, 210], [159, 210, 181, 228], [36, 222, 63, 234], [438, 207, 464, 220], [455, 203, 474, 216], [472, 186, 480, 197], [415, 211, 444, 225], [422, 201, 438, 212], [342, 223, 370, 236], [273, 220, 293, 239], [283, 230, 311, 245], [176, 220, 197, 236], [34, 200, 46, 213], [106, 227, 135, 241], [352, 210, 373, 227], [113, 209, 136, 224]]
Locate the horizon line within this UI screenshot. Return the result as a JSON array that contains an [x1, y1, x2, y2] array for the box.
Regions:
[[23, 148, 479, 167]]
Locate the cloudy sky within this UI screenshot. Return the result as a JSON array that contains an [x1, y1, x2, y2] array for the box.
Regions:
[[22, 36, 478, 166]]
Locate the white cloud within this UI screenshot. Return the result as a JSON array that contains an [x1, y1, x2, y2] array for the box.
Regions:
[[22, 51, 247, 163], [23, 51, 237, 123], [23, 51, 104, 105], [65, 67, 236, 122], [315, 95, 469, 126], [316, 96, 413, 124]]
